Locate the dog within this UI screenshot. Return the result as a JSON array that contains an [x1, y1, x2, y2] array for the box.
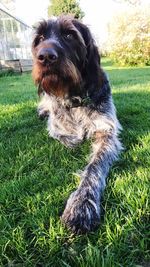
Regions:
[[32, 16, 122, 234]]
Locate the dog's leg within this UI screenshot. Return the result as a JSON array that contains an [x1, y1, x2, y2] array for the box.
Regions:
[[61, 130, 122, 233], [37, 93, 51, 119]]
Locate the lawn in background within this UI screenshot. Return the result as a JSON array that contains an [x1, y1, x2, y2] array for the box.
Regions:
[[0, 59, 150, 267]]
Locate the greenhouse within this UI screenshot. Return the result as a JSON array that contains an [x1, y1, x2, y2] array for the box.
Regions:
[[0, 6, 32, 71]]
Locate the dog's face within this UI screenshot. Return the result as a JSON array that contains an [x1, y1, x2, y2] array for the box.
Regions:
[[32, 16, 101, 98]]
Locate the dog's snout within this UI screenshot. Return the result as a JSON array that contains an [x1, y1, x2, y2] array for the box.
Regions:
[[37, 48, 58, 64]]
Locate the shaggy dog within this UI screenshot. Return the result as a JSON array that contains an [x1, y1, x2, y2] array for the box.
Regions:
[[32, 16, 122, 234]]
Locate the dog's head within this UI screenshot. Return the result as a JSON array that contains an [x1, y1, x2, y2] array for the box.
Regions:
[[32, 16, 106, 100]]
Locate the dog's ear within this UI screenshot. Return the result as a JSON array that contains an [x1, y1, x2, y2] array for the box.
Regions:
[[72, 20, 102, 90], [72, 19, 110, 102]]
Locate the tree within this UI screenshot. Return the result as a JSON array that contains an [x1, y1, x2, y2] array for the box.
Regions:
[[48, 0, 84, 19], [106, 6, 150, 66]]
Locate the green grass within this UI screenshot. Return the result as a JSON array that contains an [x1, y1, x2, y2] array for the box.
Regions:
[[0, 58, 150, 267]]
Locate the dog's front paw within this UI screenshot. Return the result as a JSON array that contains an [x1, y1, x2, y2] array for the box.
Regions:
[[61, 190, 100, 234], [37, 108, 49, 120]]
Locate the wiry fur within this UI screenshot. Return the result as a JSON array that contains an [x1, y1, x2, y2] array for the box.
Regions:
[[32, 16, 123, 233]]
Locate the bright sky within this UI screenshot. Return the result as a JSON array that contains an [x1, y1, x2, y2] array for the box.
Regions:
[[15, 0, 150, 44], [80, 0, 125, 44]]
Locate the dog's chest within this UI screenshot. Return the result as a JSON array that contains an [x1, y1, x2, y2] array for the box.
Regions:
[[47, 96, 113, 141], [48, 98, 97, 139], [55, 107, 89, 134]]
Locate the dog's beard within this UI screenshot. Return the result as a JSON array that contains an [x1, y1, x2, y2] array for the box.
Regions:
[[41, 74, 60, 95], [32, 58, 82, 97]]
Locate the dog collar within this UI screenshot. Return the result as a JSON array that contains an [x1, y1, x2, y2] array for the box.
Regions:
[[38, 84, 94, 108], [62, 94, 96, 109]]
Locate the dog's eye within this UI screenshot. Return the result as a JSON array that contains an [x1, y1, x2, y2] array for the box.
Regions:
[[63, 33, 73, 40], [39, 35, 44, 42]]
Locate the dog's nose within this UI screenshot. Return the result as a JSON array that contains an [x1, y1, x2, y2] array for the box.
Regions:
[[37, 48, 58, 64]]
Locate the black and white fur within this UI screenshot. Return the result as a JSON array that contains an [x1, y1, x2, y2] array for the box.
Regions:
[[32, 16, 123, 233]]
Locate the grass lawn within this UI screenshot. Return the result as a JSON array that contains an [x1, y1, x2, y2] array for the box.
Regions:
[[0, 58, 150, 267]]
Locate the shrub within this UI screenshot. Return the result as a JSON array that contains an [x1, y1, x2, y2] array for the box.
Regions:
[[107, 6, 150, 66], [48, 0, 84, 19]]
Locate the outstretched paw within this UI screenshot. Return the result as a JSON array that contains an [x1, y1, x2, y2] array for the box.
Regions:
[[61, 190, 100, 234]]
